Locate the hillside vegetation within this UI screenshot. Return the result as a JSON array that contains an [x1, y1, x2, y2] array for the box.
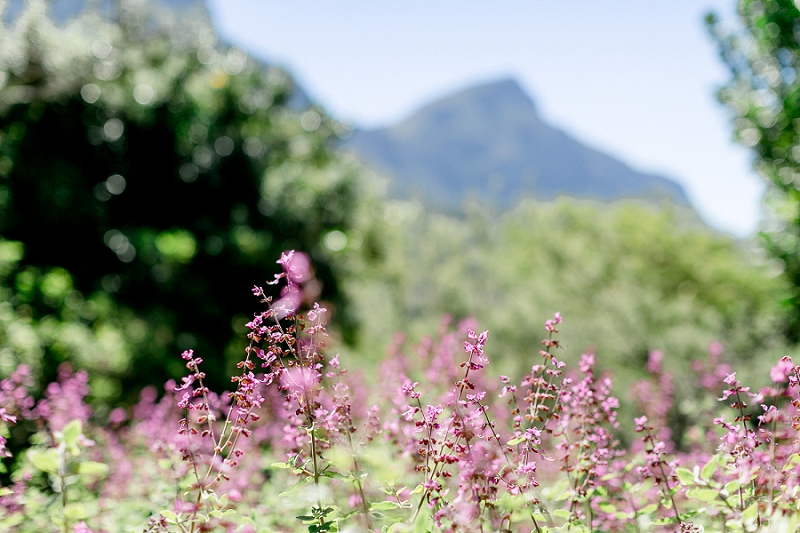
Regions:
[[346, 198, 791, 401]]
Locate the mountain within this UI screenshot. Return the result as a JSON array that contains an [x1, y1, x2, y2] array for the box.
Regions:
[[341, 78, 689, 210]]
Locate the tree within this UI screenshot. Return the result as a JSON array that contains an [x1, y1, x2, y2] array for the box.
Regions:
[[0, 2, 384, 397], [708, 0, 800, 340]]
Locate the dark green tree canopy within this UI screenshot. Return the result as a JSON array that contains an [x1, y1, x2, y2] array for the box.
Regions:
[[709, 0, 800, 340], [0, 3, 383, 395]]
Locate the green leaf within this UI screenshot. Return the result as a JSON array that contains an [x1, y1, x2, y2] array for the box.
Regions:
[[743, 502, 759, 522], [552, 509, 572, 520], [62, 419, 82, 455], [597, 501, 616, 513], [638, 503, 659, 515], [506, 436, 525, 446], [561, 523, 588, 532], [335, 509, 360, 522], [160, 510, 179, 523], [383, 523, 412, 533], [271, 462, 293, 469], [209, 509, 224, 519], [29, 449, 59, 474], [77, 461, 109, 477], [320, 470, 354, 482], [370, 501, 402, 511], [279, 477, 311, 497], [676, 467, 695, 485], [723, 480, 741, 496], [686, 487, 719, 502], [0, 512, 24, 527], [0, 487, 13, 497], [63, 503, 88, 520], [783, 453, 800, 472], [701, 456, 720, 481], [652, 518, 677, 525], [554, 490, 571, 501], [307, 426, 329, 442]]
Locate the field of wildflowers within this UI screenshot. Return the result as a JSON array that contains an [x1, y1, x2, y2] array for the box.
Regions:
[[2, 250, 800, 532]]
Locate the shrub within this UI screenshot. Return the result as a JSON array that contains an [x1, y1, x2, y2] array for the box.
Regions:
[[0, 2, 385, 397]]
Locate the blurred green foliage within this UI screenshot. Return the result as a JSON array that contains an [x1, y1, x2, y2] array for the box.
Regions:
[[0, 2, 384, 397], [0, 238, 146, 403], [709, 0, 800, 341], [348, 199, 791, 404]]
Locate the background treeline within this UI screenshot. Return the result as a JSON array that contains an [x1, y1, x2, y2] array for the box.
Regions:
[[346, 198, 791, 424]]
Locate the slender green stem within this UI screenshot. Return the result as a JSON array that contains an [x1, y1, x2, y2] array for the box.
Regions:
[[645, 427, 681, 524], [344, 422, 373, 530], [530, 511, 543, 533]]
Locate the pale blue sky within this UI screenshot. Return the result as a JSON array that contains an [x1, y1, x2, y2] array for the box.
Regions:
[[207, 1, 763, 237]]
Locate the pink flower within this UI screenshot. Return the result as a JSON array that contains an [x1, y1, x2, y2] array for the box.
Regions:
[[278, 250, 312, 285], [0, 408, 16, 424], [545, 312, 562, 332], [73, 522, 94, 533], [273, 286, 303, 319], [108, 407, 127, 425], [280, 367, 320, 402], [524, 426, 541, 443], [348, 493, 363, 508], [708, 341, 723, 357], [770, 356, 794, 383], [645, 350, 663, 374], [401, 381, 421, 399], [579, 353, 595, 374], [464, 330, 488, 356]]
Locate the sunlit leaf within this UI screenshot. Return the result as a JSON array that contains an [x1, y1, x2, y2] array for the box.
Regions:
[[701, 455, 720, 481], [29, 449, 59, 475], [77, 461, 109, 477]]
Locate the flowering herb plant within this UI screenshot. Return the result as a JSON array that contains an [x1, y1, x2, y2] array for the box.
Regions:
[[1, 251, 800, 532]]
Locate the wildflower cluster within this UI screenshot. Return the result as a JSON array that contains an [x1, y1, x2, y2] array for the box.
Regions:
[[4, 252, 800, 532]]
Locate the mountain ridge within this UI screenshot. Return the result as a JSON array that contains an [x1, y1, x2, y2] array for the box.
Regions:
[[341, 78, 689, 211]]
